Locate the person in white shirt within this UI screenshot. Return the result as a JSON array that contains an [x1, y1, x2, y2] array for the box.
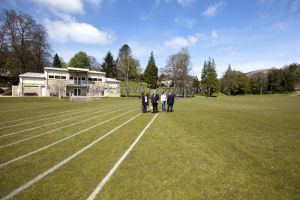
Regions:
[[161, 92, 167, 112]]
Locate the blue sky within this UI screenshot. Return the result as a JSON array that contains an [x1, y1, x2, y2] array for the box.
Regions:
[[1, 0, 300, 77]]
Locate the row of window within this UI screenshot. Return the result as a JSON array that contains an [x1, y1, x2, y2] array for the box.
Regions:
[[48, 75, 66, 79], [48, 75, 102, 82]]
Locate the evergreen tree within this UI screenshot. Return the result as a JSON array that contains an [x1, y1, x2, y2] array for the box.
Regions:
[[144, 51, 158, 86], [201, 57, 219, 96], [68, 51, 91, 68], [101, 51, 116, 78], [192, 78, 200, 92], [52, 53, 62, 68]]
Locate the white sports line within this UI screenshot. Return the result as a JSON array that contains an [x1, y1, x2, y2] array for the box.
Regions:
[[0, 109, 135, 168], [0, 106, 92, 126], [0, 104, 66, 113], [86, 113, 158, 200], [1, 113, 142, 200], [0, 105, 110, 132], [0, 101, 128, 126], [0, 107, 124, 149]]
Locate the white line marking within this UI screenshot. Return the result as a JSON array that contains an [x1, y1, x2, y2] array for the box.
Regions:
[[0, 104, 64, 113], [0, 106, 92, 126], [0, 103, 122, 138], [86, 113, 158, 200], [0, 100, 129, 126], [0, 107, 125, 149], [0, 105, 111, 131], [0, 109, 136, 168], [0, 113, 142, 200]]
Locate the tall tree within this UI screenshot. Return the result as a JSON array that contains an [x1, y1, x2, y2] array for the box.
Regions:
[[144, 51, 158, 86], [88, 56, 101, 71], [0, 9, 51, 75], [116, 44, 134, 97], [101, 51, 116, 78], [201, 57, 219, 96], [163, 48, 191, 94], [52, 53, 62, 68], [221, 65, 236, 95], [68, 51, 91, 68]]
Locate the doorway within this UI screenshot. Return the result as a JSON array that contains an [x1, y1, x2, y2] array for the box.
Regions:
[[74, 88, 81, 96]]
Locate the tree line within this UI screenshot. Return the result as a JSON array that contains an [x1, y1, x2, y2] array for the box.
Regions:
[[220, 63, 300, 95], [1, 9, 299, 96]]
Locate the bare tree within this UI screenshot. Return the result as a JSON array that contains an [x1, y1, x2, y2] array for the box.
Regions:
[[163, 48, 191, 97], [116, 44, 134, 97], [0, 9, 51, 75], [48, 80, 68, 99]]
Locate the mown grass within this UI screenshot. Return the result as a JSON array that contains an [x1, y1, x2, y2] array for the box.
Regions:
[[0, 95, 299, 199]]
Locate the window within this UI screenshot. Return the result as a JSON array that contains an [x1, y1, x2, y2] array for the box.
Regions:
[[48, 75, 54, 79], [88, 78, 93, 81], [61, 76, 66, 79], [55, 75, 60, 79], [70, 76, 74, 80], [82, 77, 86, 80], [92, 78, 97, 81], [97, 78, 102, 81]]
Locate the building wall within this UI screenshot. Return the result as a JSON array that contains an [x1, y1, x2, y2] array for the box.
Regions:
[[14, 68, 120, 97]]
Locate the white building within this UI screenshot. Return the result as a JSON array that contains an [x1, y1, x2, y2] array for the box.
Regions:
[[12, 67, 120, 97]]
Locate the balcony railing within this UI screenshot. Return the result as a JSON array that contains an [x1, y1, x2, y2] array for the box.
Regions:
[[68, 80, 103, 85], [68, 80, 89, 85]]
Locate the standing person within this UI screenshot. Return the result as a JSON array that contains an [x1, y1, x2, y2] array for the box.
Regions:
[[161, 92, 167, 112], [151, 92, 159, 113], [141, 92, 147, 113], [155, 92, 160, 113], [167, 92, 175, 112]]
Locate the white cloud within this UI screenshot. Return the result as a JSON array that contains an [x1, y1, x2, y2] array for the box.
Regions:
[[46, 20, 115, 45], [291, 0, 300, 12], [164, 34, 203, 48], [34, 0, 84, 14], [174, 17, 196, 28], [139, 15, 150, 21], [203, 1, 226, 17], [211, 30, 218, 46], [177, 0, 197, 7], [212, 30, 218, 40]]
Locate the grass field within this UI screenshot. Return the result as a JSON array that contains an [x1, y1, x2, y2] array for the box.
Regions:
[[0, 95, 299, 200]]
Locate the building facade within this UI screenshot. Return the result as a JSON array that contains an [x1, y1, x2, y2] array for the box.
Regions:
[[12, 67, 120, 97]]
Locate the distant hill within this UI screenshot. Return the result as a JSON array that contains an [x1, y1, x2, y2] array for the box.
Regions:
[[246, 68, 273, 76]]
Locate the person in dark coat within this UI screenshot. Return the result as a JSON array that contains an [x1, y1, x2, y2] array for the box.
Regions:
[[151, 92, 159, 113], [167, 92, 175, 112], [141, 92, 147, 113]]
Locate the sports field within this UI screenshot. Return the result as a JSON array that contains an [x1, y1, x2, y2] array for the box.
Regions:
[[0, 95, 299, 200]]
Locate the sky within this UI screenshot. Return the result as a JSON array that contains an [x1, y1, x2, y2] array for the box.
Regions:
[[1, 0, 300, 77]]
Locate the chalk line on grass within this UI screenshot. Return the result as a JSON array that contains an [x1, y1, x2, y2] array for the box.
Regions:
[[0, 101, 130, 126], [0, 105, 109, 131], [86, 113, 158, 200], [0, 109, 136, 168], [0, 113, 142, 200], [0, 105, 56, 112], [0, 106, 127, 149], [0, 106, 92, 126]]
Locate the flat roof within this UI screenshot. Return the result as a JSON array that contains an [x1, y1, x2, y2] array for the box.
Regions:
[[44, 67, 105, 74], [19, 72, 45, 78]]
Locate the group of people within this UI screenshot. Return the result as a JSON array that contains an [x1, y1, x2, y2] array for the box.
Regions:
[[141, 92, 175, 113]]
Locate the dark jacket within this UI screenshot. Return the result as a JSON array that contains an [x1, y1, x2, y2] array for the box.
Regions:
[[151, 94, 159, 104], [167, 94, 175, 104]]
